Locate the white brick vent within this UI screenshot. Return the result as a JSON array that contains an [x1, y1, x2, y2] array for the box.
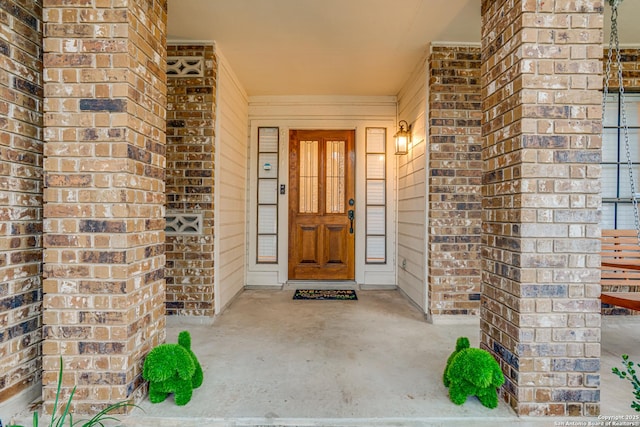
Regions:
[[167, 57, 204, 77], [165, 213, 203, 234]]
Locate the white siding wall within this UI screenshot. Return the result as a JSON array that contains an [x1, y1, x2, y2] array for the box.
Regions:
[[396, 53, 429, 311], [214, 48, 249, 313]]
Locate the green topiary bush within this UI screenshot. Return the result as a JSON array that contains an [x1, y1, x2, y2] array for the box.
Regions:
[[443, 336, 505, 409], [142, 330, 203, 406]]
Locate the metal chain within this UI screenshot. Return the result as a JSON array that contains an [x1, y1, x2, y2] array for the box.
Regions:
[[604, 0, 640, 243]]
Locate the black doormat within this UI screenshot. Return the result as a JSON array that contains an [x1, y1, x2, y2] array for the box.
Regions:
[[293, 289, 358, 300]]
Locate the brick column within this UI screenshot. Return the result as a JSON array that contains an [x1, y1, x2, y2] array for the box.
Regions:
[[165, 44, 216, 317], [481, 0, 602, 417], [42, 0, 167, 414], [428, 45, 483, 318], [0, 1, 43, 405]]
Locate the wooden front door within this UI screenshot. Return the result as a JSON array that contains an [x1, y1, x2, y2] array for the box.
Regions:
[[288, 130, 355, 280]]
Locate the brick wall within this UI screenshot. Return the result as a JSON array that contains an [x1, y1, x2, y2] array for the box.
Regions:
[[605, 48, 640, 89], [165, 44, 216, 317], [0, 0, 43, 406], [428, 45, 482, 318], [42, 0, 167, 414], [481, 0, 602, 417]]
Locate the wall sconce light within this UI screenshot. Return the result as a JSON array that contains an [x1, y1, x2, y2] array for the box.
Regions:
[[394, 120, 411, 155]]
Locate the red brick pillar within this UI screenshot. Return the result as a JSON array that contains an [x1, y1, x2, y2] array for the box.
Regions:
[[481, 0, 603, 416], [42, 0, 167, 414]]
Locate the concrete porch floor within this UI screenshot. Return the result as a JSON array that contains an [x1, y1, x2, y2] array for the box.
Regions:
[[113, 289, 640, 426]]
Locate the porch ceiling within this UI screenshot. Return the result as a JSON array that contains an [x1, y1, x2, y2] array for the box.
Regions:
[[167, 0, 640, 97]]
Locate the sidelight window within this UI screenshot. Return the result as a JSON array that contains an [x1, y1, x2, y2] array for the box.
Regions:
[[365, 128, 387, 264], [256, 127, 279, 263]]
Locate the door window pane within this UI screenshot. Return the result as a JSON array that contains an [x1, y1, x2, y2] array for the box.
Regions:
[[326, 140, 345, 214], [299, 140, 319, 213]]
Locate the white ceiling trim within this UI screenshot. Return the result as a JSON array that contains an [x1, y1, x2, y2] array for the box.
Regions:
[[430, 41, 481, 47], [167, 39, 215, 46], [167, 0, 640, 97]]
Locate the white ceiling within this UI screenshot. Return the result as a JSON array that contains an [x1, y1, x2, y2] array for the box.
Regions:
[[167, 0, 640, 97]]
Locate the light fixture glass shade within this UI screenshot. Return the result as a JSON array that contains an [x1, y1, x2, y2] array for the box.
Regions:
[[394, 120, 411, 155], [394, 134, 408, 155]]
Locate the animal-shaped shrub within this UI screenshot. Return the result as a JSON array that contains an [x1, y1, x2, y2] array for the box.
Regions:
[[143, 330, 203, 406], [443, 336, 504, 409]]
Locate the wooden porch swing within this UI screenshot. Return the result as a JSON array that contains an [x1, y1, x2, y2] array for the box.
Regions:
[[601, 230, 640, 311], [599, 0, 640, 312]]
